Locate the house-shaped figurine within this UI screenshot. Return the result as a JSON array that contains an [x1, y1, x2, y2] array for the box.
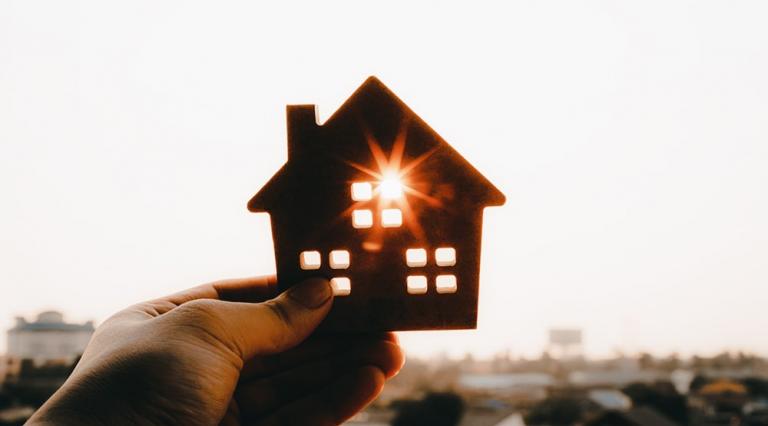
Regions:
[[248, 77, 505, 331]]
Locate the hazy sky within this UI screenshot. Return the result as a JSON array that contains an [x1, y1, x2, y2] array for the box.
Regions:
[[2, 1, 767, 358]]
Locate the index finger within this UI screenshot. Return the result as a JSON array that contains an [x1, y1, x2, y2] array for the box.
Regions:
[[240, 332, 400, 379], [211, 275, 279, 303], [144, 275, 279, 316]]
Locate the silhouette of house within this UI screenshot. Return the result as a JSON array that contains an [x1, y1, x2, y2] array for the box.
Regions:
[[249, 77, 505, 330]]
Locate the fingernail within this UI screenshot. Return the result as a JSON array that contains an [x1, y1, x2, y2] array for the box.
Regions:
[[287, 278, 332, 308]]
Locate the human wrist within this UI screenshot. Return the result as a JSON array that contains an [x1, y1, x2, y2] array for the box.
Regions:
[[27, 381, 109, 426], [27, 355, 156, 426]]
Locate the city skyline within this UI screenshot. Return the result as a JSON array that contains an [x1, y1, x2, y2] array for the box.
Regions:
[[2, 1, 768, 359]]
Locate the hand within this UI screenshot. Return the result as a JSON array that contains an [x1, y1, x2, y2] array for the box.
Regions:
[[27, 276, 404, 426]]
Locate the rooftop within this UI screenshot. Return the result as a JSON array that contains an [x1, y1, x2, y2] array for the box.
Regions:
[[10, 311, 94, 332]]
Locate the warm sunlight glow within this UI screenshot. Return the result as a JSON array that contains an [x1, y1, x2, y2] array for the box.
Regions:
[[7, 1, 768, 361], [299, 251, 321, 270], [351, 182, 373, 201], [329, 250, 350, 269], [406, 275, 428, 295], [342, 125, 442, 241], [330, 277, 351, 296], [352, 209, 373, 228], [405, 248, 427, 267], [379, 173, 403, 199], [381, 208, 403, 227]]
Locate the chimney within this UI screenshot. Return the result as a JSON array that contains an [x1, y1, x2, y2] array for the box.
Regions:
[[14, 316, 26, 327], [286, 104, 318, 159]]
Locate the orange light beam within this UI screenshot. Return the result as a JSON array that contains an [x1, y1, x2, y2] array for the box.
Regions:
[[398, 146, 439, 177], [396, 196, 426, 240], [388, 120, 409, 171], [403, 186, 444, 208], [361, 125, 391, 173], [342, 158, 383, 180]]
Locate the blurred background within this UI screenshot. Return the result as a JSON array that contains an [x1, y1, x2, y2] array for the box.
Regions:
[[1, 1, 767, 424]]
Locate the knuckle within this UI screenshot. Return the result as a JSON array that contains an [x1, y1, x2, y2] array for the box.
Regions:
[[171, 300, 226, 339], [168, 300, 244, 359], [177, 299, 218, 320]]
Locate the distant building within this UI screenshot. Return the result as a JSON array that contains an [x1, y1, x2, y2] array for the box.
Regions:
[[569, 357, 667, 387], [548, 328, 583, 359], [458, 373, 554, 400], [7, 311, 94, 365], [569, 369, 666, 388]]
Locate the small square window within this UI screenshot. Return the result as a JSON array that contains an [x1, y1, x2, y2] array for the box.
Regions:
[[436, 275, 457, 294], [406, 275, 428, 295], [381, 208, 402, 228], [351, 182, 373, 201], [299, 251, 321, 270], [329, 250, 350, 269], [352, 209, 373, 228], [435, 247, 456, 266], [330, 277, 351, 296], [405, 248, 427, 267]]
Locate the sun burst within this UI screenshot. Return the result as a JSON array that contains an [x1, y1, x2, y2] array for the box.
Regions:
[[339, 120, 444, 243]]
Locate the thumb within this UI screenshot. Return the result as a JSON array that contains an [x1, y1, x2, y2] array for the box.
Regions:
[[176, 277, 333, 360], [248, 277, 334, 356]]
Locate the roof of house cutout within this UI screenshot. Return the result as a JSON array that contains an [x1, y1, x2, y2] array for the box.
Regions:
[[249, 77, 504, 211], [248, 77, 505, 331]]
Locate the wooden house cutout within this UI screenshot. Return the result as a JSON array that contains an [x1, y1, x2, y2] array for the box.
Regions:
[[248, 77, 505, 331]]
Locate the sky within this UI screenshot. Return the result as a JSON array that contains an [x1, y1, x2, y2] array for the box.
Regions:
[[1, 1, 767, 359]]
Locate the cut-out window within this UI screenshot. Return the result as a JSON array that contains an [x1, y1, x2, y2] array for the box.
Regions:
[[436, 275, 457, 294], [329, 250, 350, 269], [352, 209, 373, 228], [351, 182, 373, 201], [406, 275, 428, 295], [299, 251, 322, 270], [435, 247, 456, 266], [381, 208, 402, 228], [405, 248, 427, 267], [330, 277, 351, 296]]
